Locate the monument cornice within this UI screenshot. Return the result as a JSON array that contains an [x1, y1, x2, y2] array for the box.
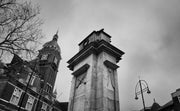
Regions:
[[104, 60, 119, 70], [67, 40, 124, 71], [71, 64, 90, 77]]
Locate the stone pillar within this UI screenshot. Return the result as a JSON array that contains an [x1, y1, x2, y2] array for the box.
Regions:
[[67, 29, 124, 111]]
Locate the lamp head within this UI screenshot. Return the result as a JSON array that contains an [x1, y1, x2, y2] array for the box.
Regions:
[[135, 95, 138, 100], [147, 88, 151, 94]]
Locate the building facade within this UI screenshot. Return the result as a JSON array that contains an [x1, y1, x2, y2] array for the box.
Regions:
[[159, 88, 180, 111], [67, 29, 124, 111], [0, 33, 66, 111]]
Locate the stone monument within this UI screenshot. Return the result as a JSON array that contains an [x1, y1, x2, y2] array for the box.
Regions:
[[67, 29, 124, 111]]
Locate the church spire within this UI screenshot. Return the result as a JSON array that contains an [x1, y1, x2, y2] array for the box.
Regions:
[[53, 30, 59, 41], [153, 98, 156, 103]]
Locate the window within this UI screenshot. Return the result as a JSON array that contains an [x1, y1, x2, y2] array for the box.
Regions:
[[25, 95, 35, 111], [26, 73, 35, 85], [45, 83, 52, 93], [10, 87, 22, 105], [41, 102, 48, 111], [54, 57, 58, 65], [41, 54, 48, 60]]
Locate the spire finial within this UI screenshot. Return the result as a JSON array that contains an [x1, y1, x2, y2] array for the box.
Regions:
[[56, 28, 59, 35], [53, 29, 59, 41], [154, 98, 156, 103]]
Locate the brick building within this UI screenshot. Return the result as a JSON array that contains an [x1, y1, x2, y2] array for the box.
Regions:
[[0, 33, 68, 111]]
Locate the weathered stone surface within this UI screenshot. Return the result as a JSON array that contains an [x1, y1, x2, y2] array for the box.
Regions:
[[68, 30, 124, 111]]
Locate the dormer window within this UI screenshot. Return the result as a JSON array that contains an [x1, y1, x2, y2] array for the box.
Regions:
[[45, 83, 52, 93], [26, 73, 35, 86], [41, 54, 48, 60]]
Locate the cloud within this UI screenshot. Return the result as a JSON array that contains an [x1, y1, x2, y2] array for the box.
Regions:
[[114, 0, 180, 110], [32, 0, 180, 110]]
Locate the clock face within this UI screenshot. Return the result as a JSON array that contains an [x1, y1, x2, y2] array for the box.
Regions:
[[74, 72, 87, 111], [41, 54, 48, 60], [75, 73, 86, 89]]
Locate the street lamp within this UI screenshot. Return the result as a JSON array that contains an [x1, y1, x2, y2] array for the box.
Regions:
[[135, 79, 151, 111], [18, 57, 39, 111], [18, 66, 34, 111], [34, 79, 44, 110]]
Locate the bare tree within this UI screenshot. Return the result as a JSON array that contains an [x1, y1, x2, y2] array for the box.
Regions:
[[0, 0, 43, 60]]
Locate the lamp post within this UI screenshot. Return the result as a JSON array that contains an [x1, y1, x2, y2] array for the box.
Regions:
[[135, 79, 151, 111], [18, 66, 34, 111], [34, 78, 44, 111], [18, 58, 39, 111]]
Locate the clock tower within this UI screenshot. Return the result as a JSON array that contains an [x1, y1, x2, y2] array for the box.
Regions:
[[67, 29, 124, 111], [38, 32, 61, 96]]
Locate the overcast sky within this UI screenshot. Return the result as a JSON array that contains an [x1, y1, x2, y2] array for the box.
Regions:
[[31, 0, 180, 110]]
